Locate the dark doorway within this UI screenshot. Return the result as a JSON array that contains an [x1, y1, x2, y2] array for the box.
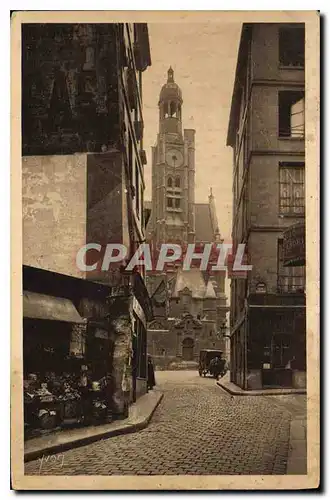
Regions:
[[182, 337, 194, 361], [262, 333, 293, 388]]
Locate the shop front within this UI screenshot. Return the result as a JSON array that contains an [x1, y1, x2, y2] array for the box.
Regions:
[[23, 267, 115, 439], [245, 294, 306, 390], [230, 222, 306, 391], [23, 265, 153, 438], [230, 294, 306, 391], [23, 291, 86, 436]]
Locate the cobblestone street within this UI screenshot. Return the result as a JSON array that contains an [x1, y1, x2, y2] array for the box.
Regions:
[[25, 371, 305, 476]]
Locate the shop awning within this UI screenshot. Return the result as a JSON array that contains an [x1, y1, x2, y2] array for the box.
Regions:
[[23, 291, 85, 324]]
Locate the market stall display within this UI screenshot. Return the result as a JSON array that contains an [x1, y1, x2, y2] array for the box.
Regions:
[[24, 367, 111, 438]]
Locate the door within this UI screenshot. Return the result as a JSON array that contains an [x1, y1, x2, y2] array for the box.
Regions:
[[263, 334, 292, 387], [182, 337, 194, 361]]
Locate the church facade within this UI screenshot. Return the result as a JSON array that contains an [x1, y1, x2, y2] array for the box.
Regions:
[[145, 68, 228, 370]]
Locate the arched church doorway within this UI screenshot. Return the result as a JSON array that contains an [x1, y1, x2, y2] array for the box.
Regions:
[[182, 337, 194, 361]]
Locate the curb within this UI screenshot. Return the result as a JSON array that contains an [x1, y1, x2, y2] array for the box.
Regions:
[[217, 381, 306, 396], [24, 391, 164, 463], [286, 418, 307, 474]]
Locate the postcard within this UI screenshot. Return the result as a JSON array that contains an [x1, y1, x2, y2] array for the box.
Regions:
[[11, 10, 320, 490]]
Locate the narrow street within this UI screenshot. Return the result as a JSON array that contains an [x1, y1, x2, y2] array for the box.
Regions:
[[25, 371, 306, 476]]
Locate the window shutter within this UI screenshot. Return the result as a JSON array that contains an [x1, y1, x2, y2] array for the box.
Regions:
[[290, 97, 305, 138]]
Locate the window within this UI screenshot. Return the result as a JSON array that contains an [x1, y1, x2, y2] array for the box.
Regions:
[[167, 177, 173, 188], [279, 163, 305, 215], [279, 26, 305, 68], [174, 198, 181, 208], [279, 91, 305, 138], [277, 239, 305, 293], [177, 104, 182, 121], [182, 294, 190, 311], [169, 101, 177, 117], [175, 177, 181, 188], [167, 197, 173, 208]]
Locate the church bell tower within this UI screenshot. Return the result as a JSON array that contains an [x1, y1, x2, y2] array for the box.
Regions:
[[150, 67, 196, 246]]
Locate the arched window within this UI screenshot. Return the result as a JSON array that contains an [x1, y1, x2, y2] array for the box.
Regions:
[[177, 104, 182, 120], [160, 104, 166, 120], [163, 103, 169, 119], [170, 101, 176, 117], [167, 177, 173, 188], [175, 177, 181, 188]]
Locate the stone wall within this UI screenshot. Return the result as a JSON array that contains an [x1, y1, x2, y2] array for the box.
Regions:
[[148, 315, 227, 370], [251, 24, 305, 83], [22, 23, 120, 156], [22, 154, 87, 278]]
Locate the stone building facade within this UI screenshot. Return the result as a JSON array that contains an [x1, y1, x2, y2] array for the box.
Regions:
[[22, 23, 152, 420], [227, 23, 306, 390], [146, 68, 228, 369]]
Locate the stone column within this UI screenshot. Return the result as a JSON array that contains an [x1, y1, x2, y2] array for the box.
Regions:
[[108, 296, 133, 419]]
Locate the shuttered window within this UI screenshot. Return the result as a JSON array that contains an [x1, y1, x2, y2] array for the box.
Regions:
[[277, 239, 305, 293], [279, 164, 305, 215]]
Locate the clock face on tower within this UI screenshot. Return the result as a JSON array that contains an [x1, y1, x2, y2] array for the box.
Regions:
[[166, 148, 183, 168]]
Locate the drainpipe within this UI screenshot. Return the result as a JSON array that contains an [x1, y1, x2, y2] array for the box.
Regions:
[[243, 301, 248, 390]]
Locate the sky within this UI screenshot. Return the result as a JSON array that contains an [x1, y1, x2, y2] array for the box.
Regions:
[[142, 22, 242, 243]]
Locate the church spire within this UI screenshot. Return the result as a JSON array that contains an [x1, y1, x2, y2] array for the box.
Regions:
[[167, 66, 174, 83], [208, 187, 221, 241], [158, 66, 183, 135]]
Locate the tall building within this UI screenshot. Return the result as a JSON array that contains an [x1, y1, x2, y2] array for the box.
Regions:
[[22, 23, 152, 427], [227, 23, 306, 390], [146, 68, 228, 369]]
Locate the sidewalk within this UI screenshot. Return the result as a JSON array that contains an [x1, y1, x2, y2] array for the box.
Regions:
[[24, 389, 163, 463], [217, 373, 306, 396], [286, 418, 307, 474], [217, 374, 307, 474]]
